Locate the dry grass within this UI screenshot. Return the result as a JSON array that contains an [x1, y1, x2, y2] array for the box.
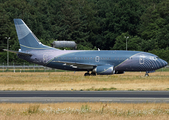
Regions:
[[0, 71, 169, 91], [0, 103, 169, 120], [0, 72, 169, 119]]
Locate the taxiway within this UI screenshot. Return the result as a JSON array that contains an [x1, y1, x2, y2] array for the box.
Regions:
[[0, 91, 169, 103]]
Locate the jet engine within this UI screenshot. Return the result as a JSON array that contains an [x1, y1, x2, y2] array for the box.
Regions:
[[92, 65, 114, 75]]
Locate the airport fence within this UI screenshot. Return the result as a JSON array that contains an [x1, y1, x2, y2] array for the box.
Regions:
[[0, 63, 59, 72]]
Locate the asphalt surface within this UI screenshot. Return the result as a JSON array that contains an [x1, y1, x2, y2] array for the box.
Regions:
[[0, 91, 169, 103]]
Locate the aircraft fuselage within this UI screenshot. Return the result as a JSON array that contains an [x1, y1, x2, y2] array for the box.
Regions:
[[18, 49, 167, 74]]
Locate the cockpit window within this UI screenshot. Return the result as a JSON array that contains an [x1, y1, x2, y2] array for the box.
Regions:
[[150, 56, 159, 60], [154, 57, 159, 60]]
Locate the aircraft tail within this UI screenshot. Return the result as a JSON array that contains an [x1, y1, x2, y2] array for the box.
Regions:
[[14, 19, 54, 51]]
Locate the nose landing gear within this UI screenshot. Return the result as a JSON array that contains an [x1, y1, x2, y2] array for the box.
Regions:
[[145, 71, 155, 76], [145, 73, 149, 76]]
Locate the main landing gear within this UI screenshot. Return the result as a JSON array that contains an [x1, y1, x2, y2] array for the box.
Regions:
[[84, 72, 90, 76], [84, 71, 96, 76]]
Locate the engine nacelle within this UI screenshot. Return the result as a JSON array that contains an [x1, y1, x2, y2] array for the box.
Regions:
[[114, 71, 125, 74], [93, 65, 114, 75]]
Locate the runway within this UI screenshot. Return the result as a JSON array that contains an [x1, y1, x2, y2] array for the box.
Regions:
[[0, 91, 169, 103]]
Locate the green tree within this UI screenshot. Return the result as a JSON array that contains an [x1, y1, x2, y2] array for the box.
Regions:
[[113, 32, 130, 50], [53, 0, 91, 49], [139, 0, 169, 50], [149, 48, 169, 62]]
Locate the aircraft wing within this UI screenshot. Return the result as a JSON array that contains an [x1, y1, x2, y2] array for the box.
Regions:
[[3, 49, 32, 56], [56, 61, 96, 69]]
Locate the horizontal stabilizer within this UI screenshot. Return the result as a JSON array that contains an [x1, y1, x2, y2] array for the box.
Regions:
[[3, 49, 32, 56]]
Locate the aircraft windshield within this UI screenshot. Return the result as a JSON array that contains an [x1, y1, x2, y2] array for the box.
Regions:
[[154, 57, 159, 60]]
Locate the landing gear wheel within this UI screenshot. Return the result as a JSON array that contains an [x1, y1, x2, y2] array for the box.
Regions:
[[145, 73, 149, 76], [91, 72, 96, 76], [84, 73, 90, 76]]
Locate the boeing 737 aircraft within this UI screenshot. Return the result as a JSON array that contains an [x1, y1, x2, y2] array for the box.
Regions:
[[4, 19, 168, 76]]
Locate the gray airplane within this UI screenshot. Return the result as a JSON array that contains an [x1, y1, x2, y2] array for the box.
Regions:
[[4, 19, 168, 76]]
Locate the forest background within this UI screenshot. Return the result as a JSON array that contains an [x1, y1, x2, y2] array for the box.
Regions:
[[1, 0, 169, 64]]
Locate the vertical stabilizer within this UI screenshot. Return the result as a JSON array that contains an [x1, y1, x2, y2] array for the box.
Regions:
[[14, 19, 54, 51]]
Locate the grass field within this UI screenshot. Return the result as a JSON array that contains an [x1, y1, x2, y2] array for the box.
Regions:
[[0, 71, 169, 91], [0, 103, 169, 120]]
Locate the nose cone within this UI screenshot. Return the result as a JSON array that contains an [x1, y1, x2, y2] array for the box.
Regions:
[[163, 60, 168, 67], [160, 59, 168, 67]]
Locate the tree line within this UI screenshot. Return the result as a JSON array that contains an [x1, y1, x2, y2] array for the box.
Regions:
[[0, 0, 169, 64]]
